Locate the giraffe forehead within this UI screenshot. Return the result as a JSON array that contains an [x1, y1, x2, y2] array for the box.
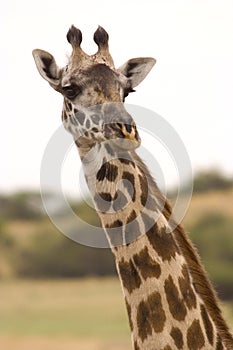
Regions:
[[62, 63, 122, 88]]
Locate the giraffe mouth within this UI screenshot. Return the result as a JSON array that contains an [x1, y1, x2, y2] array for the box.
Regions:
[[104, 122, 141, 150]]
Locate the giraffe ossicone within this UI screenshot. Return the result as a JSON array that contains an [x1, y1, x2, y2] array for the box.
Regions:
[[33, 25, 233, 350]]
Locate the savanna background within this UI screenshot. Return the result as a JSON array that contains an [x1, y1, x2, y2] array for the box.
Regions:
[[0, 170, 233, 350], [1, 0, 233, 349]]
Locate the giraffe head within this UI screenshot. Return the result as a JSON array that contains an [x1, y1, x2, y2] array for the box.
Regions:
[[32, 25, 155, 153]]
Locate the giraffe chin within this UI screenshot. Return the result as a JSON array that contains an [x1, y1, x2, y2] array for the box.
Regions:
[[110, 137, 141, 151]]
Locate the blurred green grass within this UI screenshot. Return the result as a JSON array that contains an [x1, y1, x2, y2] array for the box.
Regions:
[[0, 278, 131, 350], [0, 278, 129, 338], [0, 177, 233, 349], [0, 278, 232, 350]]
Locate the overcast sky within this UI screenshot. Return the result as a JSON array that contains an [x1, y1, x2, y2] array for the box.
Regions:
[[1, 0, 233, 197]]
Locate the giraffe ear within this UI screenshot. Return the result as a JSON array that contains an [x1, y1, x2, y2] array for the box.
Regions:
[[32, 49, 61, 86], [118, 57, 156, 88]]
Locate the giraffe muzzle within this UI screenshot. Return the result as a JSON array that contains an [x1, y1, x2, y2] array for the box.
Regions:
[[104, 122, 141, 150]]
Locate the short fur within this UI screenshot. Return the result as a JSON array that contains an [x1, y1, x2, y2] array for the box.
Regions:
[[132, 151, 233, 348]]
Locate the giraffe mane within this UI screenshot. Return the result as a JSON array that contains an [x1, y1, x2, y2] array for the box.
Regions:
[[172, 222, 233, 348], [132, 151, 233, 348]]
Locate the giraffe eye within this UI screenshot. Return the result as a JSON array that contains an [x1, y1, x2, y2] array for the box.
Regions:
[[62, 84, 81, 99]]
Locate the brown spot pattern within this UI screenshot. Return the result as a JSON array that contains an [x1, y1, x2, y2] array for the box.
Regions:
[[85, 118, 90, 129], [162, 346, 172, 350], [99, 192, 112, 201], [187, 319, 205, 350], [126, 210, 137, 223], [62, 110, 68, 121], [96, 160, 107, 181], [147, 225, 179, 262], [170, 327, 184, 349], [134, 341, 140, 350], [96, 161, 118, 182], [148, 292, 166, 333], [137, 291, 166, 341], [138, 174, 148, 207], [216, 335, 224, 350], [133, 246, 161, 280], [106, 219, 123, 228], [94, 192, 112, 212], [137, 299, 152, 341], [125, 210, 140, 244], [178, 265, 197, 310], [118, 258, 142, 294], [164, 275, 187, 321], [119, 157, 135, 168], [112, 190, 128, 211], [122, 171, 135, 201], [201, 304, 214, 346], [125, 299, 133, 332], [91, 127, 98, 133], [75, 110, 85, 125], [105, 220, 123, 246], [105, 163, 118, 182]]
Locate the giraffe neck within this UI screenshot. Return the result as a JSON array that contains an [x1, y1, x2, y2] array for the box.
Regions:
[[81, 142, 232, 350]]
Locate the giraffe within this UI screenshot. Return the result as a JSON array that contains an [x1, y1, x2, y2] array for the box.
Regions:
[[32, 25, 233, 350]]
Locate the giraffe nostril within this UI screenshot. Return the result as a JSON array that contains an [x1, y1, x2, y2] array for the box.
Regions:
[[125, 124, 132, 133], [104, 122, 141, 150], [114, 123, 132, 135]]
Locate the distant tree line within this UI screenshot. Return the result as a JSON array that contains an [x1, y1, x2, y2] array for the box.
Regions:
[[0, 169, 232, 220], [193, 169, 233, 193], [0, 169, 232, 299], [0, 191, 44, 220], [13, 230, 116, 278], [168, 169, 233, 197]]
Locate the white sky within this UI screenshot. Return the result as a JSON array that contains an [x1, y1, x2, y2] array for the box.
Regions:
[[1, 0, 233, 196]]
